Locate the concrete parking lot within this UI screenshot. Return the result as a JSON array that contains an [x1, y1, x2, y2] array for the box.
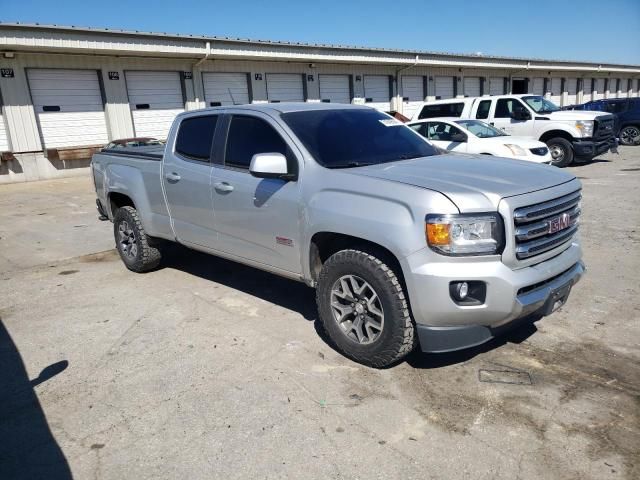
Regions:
[[1, 149, 639, 479]]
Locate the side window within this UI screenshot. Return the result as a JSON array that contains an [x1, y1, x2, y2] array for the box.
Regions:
[[427, 122, 461, 141], [418, 103, 465, 119], [409, 123, 427, 138], [225, 115, 288, 169], [476, 100, 491, 119], [494, 99, 528, 118], [175, 115, 218, 161]]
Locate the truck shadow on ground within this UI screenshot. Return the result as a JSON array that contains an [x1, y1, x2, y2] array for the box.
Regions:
[[160, 243, 539, 369], [160, 243, 317, 321], [0, 318, 72, 480]]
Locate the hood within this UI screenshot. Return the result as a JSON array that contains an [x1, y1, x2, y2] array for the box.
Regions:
[[545, 110, 609, 121], [349, 154, 576, 211]]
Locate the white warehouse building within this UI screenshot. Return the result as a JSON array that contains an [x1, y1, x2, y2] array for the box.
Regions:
[[0, 23, 639, 183]]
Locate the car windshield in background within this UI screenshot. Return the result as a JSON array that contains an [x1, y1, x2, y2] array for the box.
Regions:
[[455, 120, 507, 138], [281, 109, 438, 168], [523, 96, 560, 114]]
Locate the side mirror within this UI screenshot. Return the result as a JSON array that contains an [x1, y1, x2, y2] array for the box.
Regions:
[[249, 153, 295, 180], [450, 132, 468, 143], [511, 110, 531, 121]]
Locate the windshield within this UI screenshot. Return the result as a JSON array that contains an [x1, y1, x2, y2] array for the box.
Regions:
[[454, 120, 507, 138], [281, 109, 438, 168], [523, 96, 560, 113]]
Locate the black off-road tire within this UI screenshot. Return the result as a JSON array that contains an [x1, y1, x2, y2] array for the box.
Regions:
[[546, 137, 574, 167], [113, 206, 161, 272], [316, 249, 416, 368]]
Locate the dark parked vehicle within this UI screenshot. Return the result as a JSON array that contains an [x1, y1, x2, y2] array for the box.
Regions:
[[564, 98, 640, 146]]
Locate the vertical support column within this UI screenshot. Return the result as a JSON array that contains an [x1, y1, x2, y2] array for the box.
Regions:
[[305, 71, 320, 102], [100, 64, 135, 140], [250, 72, 268, 103]]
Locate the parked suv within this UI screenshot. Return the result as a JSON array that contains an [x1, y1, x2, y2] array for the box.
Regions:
[[563, 98, 640, 146], [411, 95, 617, 167]]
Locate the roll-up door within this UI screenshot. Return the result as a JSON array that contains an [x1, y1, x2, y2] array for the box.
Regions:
[[319, 74, 351, 104], [463, 77, 481, 97], [126, 71, 184, 139], [401, 75, 424, 118], [434, 76, 454, 99], [594, 78, 605, 100], [203, 72, 250, 106], [0, 96, 8, 151], [531, 78, 544, 95], [266, 73, 305, 102], [565, 78, 578, 106], [582, 78, 592, 102], [619, 79, 628, 98], [549, 78, 562, 105], [28, 69, 109, 149], [489, 77, 505, 96], [364, 75, 391, 111], [612, 79, 621, 98]]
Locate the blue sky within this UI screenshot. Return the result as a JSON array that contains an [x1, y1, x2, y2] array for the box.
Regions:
[[2, 0, 639, 64]]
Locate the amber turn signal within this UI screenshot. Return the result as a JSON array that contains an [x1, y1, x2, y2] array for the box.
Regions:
[[426, 223, 451, 246]]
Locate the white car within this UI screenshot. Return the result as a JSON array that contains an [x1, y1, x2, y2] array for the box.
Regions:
[[408, 117, 552, 163]]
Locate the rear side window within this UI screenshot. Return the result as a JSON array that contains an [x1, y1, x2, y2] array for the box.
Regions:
[[418, 103, 464, 119], [175, 115, 218, 161], [225, 115, 287, 169], [476, 100, 491, 119]]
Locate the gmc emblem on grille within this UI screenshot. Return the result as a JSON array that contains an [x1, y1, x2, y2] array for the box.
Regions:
[[548, 213, 571, 234]]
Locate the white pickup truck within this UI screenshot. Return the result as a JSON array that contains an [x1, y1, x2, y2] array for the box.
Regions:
[[411, 95, 617, 167]]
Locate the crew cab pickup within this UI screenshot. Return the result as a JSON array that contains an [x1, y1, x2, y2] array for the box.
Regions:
[[411, 94, 617, 167], [92, 103, 585, 368]]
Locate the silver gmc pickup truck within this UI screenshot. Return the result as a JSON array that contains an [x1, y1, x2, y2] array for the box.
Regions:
[[92, 103, 585, 368]]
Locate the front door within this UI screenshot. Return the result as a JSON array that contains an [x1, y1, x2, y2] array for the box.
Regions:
[[211, 112, 303, 274], [162, 114, 220, 248], [490, 98, 533, 136], [425, 121, 468, 153]]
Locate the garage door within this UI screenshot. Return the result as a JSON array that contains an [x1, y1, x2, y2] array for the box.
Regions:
[[549, 78, 562, 105], [434, 76, 454, 100], [401, 75, 424, 118], [565, 78, 578, 106], [594, 78, 605, 100], [364, 75, 391, 111], [0, 101, 8, 151], [488, 77, 505, 96], [203, 72, 250, 106], [28, 69, 109, 149], [619, 79, 628, 98], [582, 79, 592, 102], [531, 78, 544, 96], [126, 71, 184, 139], [463, 77, 481, 97], [319, 74, 351, 104], [266, 74, 305, 102]]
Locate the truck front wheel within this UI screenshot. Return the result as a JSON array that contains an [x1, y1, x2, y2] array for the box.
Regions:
[[619, 125, 640, 146], [113, 206, 161, 272], [547, 137, 574, 167], [316, 249, 416, 368]]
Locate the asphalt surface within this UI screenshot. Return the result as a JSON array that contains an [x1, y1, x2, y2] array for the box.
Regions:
[[1, 148, 639, 479]]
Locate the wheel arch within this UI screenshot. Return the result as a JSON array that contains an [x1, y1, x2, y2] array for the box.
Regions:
[[539, 129, 575, 143]]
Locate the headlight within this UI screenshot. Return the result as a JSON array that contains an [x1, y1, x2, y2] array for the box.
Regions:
[[504, 144, 527, 156], [575, 120, 594, 138], [425, 213, 504, 256]]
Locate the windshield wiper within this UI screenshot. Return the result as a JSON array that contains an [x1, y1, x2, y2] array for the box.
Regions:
[[326, 161, 375, 169]]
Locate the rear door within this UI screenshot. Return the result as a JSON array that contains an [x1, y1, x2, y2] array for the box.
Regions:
[[203, 72, 250, 106], [28, 68, 109, 149], [266, 74, 305, 102], [364, 75, 391, 111], [211, 112, 302, 273], [319, 74, 351, 104], [162, 113, 220, 248], [401, 75, 424, 118], [126, 71, 185, 139]]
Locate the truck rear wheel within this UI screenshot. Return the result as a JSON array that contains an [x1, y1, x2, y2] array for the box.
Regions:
[[316, 249, 416, 368], [619, 125, 640, 146], [547, 137, 574, 167], [113, 206, 161, 272]]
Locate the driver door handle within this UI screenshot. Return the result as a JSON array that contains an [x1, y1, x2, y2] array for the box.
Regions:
[[165, 172, 181, 183], [214, 181, 234, 193]]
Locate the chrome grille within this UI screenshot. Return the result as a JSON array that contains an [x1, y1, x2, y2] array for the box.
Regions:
[[513, 190, 581, 260]]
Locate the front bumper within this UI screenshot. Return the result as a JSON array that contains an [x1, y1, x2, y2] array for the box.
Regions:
[[572, 137, 618, 159], [401, 242, 584, 353]]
